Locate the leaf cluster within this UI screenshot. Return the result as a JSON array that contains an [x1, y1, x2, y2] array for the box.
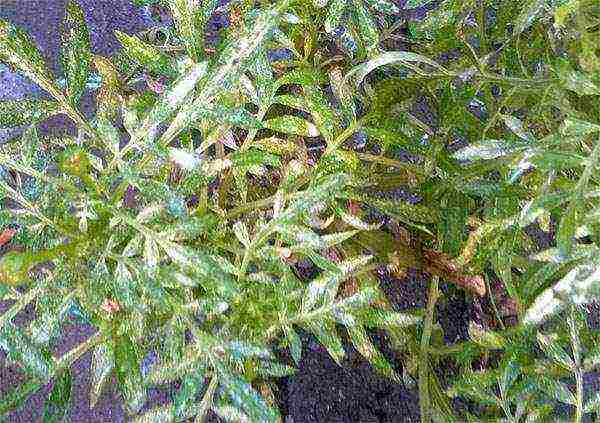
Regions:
[[0, 0, 598, 421]]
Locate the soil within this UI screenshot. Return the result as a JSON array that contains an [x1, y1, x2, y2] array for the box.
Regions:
[[0, 1, 598, 423]]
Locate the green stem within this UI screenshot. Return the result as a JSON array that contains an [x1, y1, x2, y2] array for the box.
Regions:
[[419, 276, 439, 423], [568, 310, 583, 423]]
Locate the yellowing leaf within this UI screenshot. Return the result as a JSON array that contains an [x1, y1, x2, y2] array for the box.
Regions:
[[264, 115, 320, 137]]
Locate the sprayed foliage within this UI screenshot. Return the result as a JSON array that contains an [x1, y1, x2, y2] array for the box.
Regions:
[[0, 0, 599, 421]]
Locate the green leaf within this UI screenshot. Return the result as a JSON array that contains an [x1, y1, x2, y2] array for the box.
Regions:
[[129, 61, 208, 151], [0, 378, 45, 415], [283, 325, 302, 365], [114, 30, 177, 78], [352, 0, 380, 55], [0, 20, 58, 93], [301, 255, 373, 313], [0, 322, 54, 380], [168, 0, 204, 62], [160, 1, 291, 145], [498, 358, 520, 398], [89, 342, 115, 408], [347, 324, 398, 380], [113, 338, 146, 415], [453, 139, 524, 161], [584, 391, 600, 413], [324, 0, 347, 33], [536, 332, 574, 371], [524, 257, 600, 326], [264, 115, 320, 137], [192, 104, 264, 130], [558, 134, 600, 257], [0, 99, 61, 128], [60, 1, 92, 103], [556, 204, 578, 258], [173, 374, 204, 419], [304, 320, 346, 365], [559, 69, 600, 96], [132, 406, 174, 423], [42, 370, 72, 423], [345, 51, 446, 87], [272, 94, 309, 112], [214, 361, 280, 423], [559, 118, 600, 137], [467, 322, 506, 349], [303, 83, 339, 145]]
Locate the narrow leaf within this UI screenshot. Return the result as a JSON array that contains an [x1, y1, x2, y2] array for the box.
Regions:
[[265, 115, 320, 138], [60, 1, 92, 103]]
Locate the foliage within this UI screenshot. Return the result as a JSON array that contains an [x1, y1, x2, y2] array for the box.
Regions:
[[0, 0, 599, 421]]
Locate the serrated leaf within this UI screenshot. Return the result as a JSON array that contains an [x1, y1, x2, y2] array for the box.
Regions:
[[559, 118, 600, 137], [114, 338, 146, 415], [191, 104, 264, 130], [498, 358, 520, 398], [560, 69, 600, 95], [248, 136, 298, 155], [0, 323, 54, 380], [524, 258, 600, 325], [233, 221, 251, 248], [272, 94, 309, 112], [114, 30, 176, 77], [60, 1, 91, 103], [0, 378, 45, 415], [132, 405, 174, 423], [173, 374, 204, 419], [0, 100, 61, 128], [214, 361, 280, 423], [0, 20, 58, 93], [168, 0, 204, 62], [584, 391, 600, 412], [556, 204, 577, 258], [160, 1, 291, 145], [254, 361, 296, 378], [501, 114, 535, 142], [362, 308, 421, 329], [304, 320, 345, 365], [365, 0, 400, 14], [213, 404, 251, 423], [301, 255, 372, 313], [90, 343, 115, 408], [347, 324, 398, 380], [129, 61, 208, 151], [283, 325, 302, 365]]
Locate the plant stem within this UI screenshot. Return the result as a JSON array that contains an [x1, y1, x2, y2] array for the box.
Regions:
[[568, 309, 583, 423], [419, 275, 439, 423]]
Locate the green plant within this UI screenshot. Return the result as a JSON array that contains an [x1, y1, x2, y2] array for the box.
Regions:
[[0, 0, 599, 421]]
